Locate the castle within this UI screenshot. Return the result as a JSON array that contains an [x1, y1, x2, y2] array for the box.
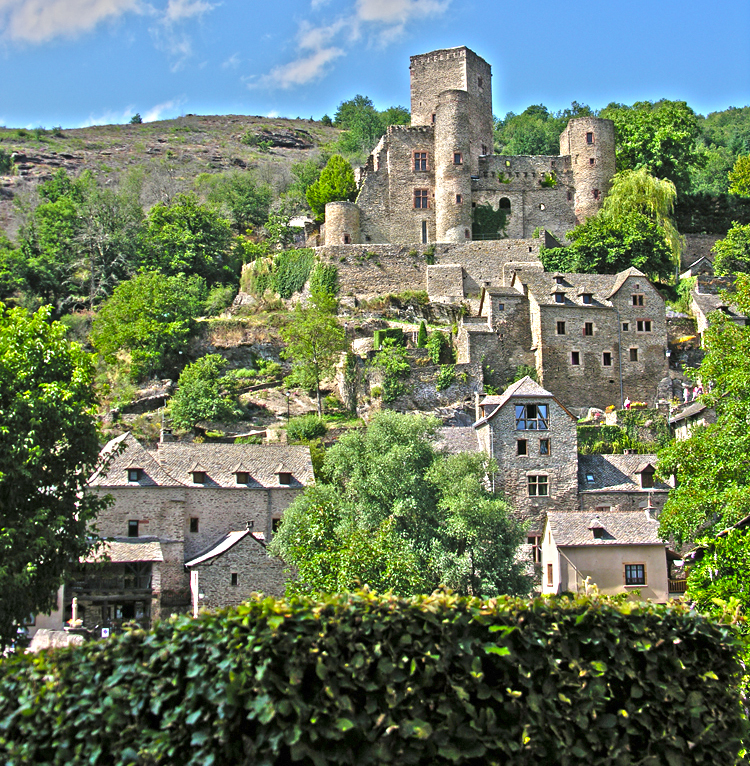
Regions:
[[324, 46, 616, 247]]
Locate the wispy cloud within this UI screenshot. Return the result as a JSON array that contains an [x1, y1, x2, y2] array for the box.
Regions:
[[80, 105, 137, 127], [253, 0, 451, 90], [143, 97, 184, 122], [0, 0, 142, 43], [221, 52, 240, 69], [163, 0, 213, 22], [149, 0, 215, 70]]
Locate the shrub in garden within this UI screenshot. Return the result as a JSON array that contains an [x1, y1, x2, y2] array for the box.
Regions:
[[286, 413, 327, 442]]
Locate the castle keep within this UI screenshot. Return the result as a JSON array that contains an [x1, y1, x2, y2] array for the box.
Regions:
[[325, 46, 616, 247]]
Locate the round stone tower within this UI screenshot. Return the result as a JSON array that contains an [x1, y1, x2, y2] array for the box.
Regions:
[[434, 89, 473, 243], [559, 117, 616, 222], [324, 201, 361, 246]]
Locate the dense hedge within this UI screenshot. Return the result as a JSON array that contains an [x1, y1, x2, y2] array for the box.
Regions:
[[0, 591, 745, 765], [373, 327, 405, 350]]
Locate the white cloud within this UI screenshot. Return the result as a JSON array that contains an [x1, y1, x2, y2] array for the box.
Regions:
[[79, 105, 137, 127], [143, 97, 184, 122], [0, 0, 141, 42], [221, 51, 240, 69], [163, 0, 212, 22], [253, 0, 450, 90]]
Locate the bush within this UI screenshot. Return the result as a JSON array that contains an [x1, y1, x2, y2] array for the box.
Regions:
[[436, 363, 456, 391], [287, 413, 327, 442], [0, 148, 13, 175], [0, 592, 745, 765], [370, 339, 410, 402], [416, 320, 428, 348], [203, 285, 237, 316], [373, 327, 405, 350], [426, 330, 454, 364], [309, 262, 339, 297], [242, 249, 315, 300]]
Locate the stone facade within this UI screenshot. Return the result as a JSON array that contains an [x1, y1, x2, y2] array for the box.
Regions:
[[327, 45, 615, 248]]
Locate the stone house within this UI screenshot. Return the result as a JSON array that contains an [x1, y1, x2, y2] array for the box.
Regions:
[[457, 266, 670, 412], [690, 274, 749, 340], [541, 510, 670, 602], [669, 400, 717, 441], [323, 46, 615, 248], [66, 431, 313, 631]]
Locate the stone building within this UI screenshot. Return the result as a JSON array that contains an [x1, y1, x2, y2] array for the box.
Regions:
[[67, 431, 313, 631], [324, 46, 615, 248], [458, 266, 670, 412]]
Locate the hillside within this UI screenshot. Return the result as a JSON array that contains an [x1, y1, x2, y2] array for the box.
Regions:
[[0, 114, 340, 235]]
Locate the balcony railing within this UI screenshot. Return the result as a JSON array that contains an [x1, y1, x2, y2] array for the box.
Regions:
[[70, 576, 152, 592], [669, 579, 687, 594]]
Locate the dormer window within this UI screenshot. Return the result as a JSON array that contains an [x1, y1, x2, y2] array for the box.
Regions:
[[554, 293, 565, 304], [127, 467, 142, 482], [640, 467, 655, 489], [278, 472, 292, 485], [191, 470, 206, 484], [582, 293, 593, 305], [555, 276, 565, 285], [235, 471, 250, 485]]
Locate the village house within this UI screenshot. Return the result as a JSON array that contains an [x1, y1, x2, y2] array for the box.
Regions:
[[56, 430, 313, 633]]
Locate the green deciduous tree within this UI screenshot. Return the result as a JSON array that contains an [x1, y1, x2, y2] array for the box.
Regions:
[[280, 290, 347, 415], [170, 354, 237, 430], [91, 270, 205, 381], [600, 100, 703, 194], [0, 304, 108, 649], [728, 155, 750, 197], [712, 222, 750, 275], [305, 155, 357, 221], [269, 411, 529, 597], [333, 96, 410, 160], [197, 172, 273, 233], [494, 102, 592, 155], [140, 192, 236, 284], [658, 274, 750, 545]]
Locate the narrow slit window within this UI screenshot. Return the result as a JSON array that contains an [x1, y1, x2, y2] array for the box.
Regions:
[[453, 152, 462, 165], [571, 351, 580, 366], [517, 439, 528, 456], [583, 322, 593, 336]]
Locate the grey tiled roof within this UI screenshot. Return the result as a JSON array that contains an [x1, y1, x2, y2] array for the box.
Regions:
[[670, 400, 709, 425], [434, 426, 481, 454], [85, 538, 165, 563], [547, 510, 663, 546], [91, 434, 314, 489], [513, 267, 647, 308], [578, 453, 669, 493], [185, 530, 263, 567], [691, 290, 746, 321]]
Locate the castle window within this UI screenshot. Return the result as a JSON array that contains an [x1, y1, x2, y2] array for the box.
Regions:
[[624, 564, 646, 586], [414, 151, 428, 171], [478, 76, 483, 88], [586, 132, 594, 144], [556, 321, 566, 335], [632, 294, 645, 307], [453, 152, 463, 165], [630, 348, 639, 362], [528, 475, 549, 496], [551, 160, 556, 167], [571, 351, 581, 365], [547, 562, 553, 585], [637, 320, 652, 333], [499, 197, 511, 210], [343, 234, 350, 244], [567, 190, 572, 201], [481, 144, 487, 155], [414, 189, 429, 209], [622, 322, 629, 332], [421, 220, 428, 244], [431, 113, 436, 124], [555, 293, 565, 304], [582, 293, 593, 305], [231, 573, 238, 587], [539, 439, 550, 456], [497, 303, 504, 310], [602, 352, 612, 367], [128, 520, 139, 538], [583, 322, 593, 336], [539, 203, 545, 211], [189, 517, 199, 533], [455, 194, 462, 204], [555, 276, 565, 284], [528, 535, 541, 563], [517, 439, 527, 456], [589, 157, 595, 165], [593, 189, 600, 200], [515, 404, 548, 431]]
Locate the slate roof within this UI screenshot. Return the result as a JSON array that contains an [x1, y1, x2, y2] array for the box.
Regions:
[[670, 400, 709, 425], [691, 290, 747, 322], [474, 376, 576, 428], [185, 530, 265, 568], [547, 510, 663, 547], [91, 434, 314, 489], [578, 453, 669, 493], [434, 426, 481, 454], [85, 538, 165, 563], [511, 267, 647, 308]]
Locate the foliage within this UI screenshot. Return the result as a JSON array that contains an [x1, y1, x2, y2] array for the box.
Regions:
[[601, 168, 682, 265], [272, 411, 530, 597], [600, 99, 703, 193], [263, 212, 302, 250], [140, 192, 236, 285], [129, 113, 142, 124], [416, 320, 428, 348], [0, 304, 108, 649], [691, 106, 750, 194], [197, 171, 273, 233], [435, 363, 456, 391], [494, 102, 592, 155], [90, 271, 205, 381], [0, 592, 746, 765], [286, 413, 328, 442], [203, 284, 237, 316], [309, 262, 339, 297], [0, 148, 13, 174], [373, 327, 405, 350], [728, 155, 750, 197], [370, 339, 410, 402], [540, 211, 673, 281], [673, 193, 750, 234], [333, 95, 410, 159], [577, 424, 634, 455], [281, 291, 347, 415], [170, 354, 236, 430], [510, 364, 538, 384], [658, 274, 750, 544], [672, 275, 697, 314], [472, 202, 509, 239], [305, 155, 357, 220], [274, 248, 315, 299], [426, 330, 454, 365], [713, 222, 750, 275]]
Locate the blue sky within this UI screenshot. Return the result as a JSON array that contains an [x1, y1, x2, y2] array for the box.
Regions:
[[1, 0, 748, 129]]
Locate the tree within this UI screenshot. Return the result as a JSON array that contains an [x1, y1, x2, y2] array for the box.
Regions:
[[197, 172, 273, 233], [599, 100, 703, 193], [540, 211, 673, 281], [494, 102, 592, 155], [269, 411, 529, 597], [280, 290, 347, 415], [140, 192, 236, 284], [130, 113, 142, 124], [170, 354, 237, 430], [90, 271, 205, 381], [416, 320, 428, 348], [305, 155, 357, 221], [657, 274, 750, 545], [728, 155, 750, 197], [0, 304, 108, 648], [712, 222, 750, 275], [332, 96, 409, 160]]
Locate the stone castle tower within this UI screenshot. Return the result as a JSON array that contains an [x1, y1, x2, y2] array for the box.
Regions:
[[324, 46, 615, 247]]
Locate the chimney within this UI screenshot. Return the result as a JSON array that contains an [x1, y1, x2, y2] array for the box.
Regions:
[[160, 427, 176, 443]]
